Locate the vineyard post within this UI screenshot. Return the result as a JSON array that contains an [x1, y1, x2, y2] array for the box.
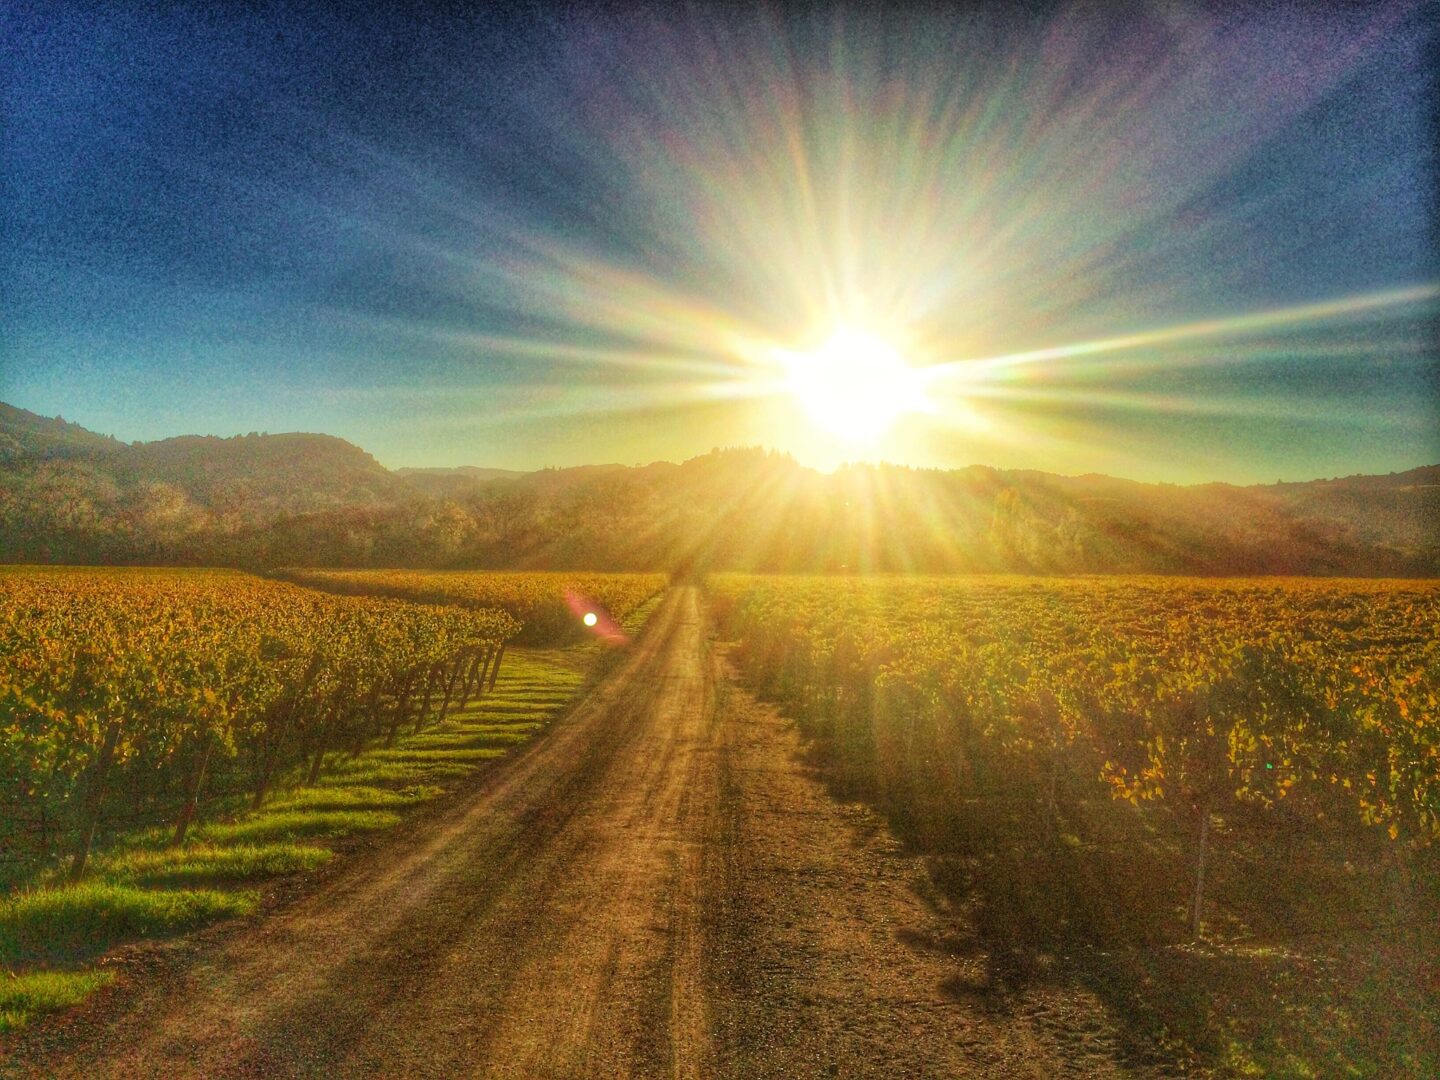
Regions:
[[171, 733, 215, 847], [385, 672, 415, 747], [396, 673, 416, 739], [306, 693, 341, 785], [253, 655, 323, 809], [475, 650, 498, 711], [454, 647, 482, 707], [435, 659, 465, 726], [251, 721, 285, 810], [488, 642, 506, 692], [421, 664, 438, 718], [306, 740, 328, 786], [69, 722, 120, 881], [414, 663, 441, 733], [356, 679, 381, 747], [455, 653, 475, 708]]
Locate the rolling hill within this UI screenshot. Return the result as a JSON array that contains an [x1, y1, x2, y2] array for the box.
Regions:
[[0, 402, 1434, 574]]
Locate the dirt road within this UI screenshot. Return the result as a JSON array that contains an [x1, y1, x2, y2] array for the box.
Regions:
[[5, 587, 1144, 1078]]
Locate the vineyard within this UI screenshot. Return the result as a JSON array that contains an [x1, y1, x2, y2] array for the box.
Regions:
[[0, 566, 666, 1032], [4, 566, 1435, 1069], [273, 569, 668, 644], [0, 567, 520, 885], [711, 574, 1440, 1071]]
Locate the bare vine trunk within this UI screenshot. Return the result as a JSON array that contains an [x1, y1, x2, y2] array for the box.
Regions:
[[70, 722, 120, 881], [487, 643, 506, 692], [386, 674, 415, 747], [171, 735, 215, 847], [481, 648, 497, 697], [252, 657, 322, 809], [306, 743, 327, 786], [413, 665, 440, 734], [434, 660, 465, 726], [457, 654, 475, 707]]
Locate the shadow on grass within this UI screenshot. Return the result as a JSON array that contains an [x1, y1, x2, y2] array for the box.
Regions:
[[264, 784, 442, 813], [195, 809, 403, 845], [98, 843, 334, 888], [955, 823, 1436, 1077], [0, 884, 257, 967]]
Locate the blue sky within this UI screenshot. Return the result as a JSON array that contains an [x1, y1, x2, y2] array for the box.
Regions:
[[2, 1, 1435, 482]]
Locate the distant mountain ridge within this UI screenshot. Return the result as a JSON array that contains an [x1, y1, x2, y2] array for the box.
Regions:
[[0, 402, 1435, 574], [1, 403, 403, 512]]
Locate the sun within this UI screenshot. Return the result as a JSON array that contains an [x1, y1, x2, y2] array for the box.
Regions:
[[781, 329, 930, 442]]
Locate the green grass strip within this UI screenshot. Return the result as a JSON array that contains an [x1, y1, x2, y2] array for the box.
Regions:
[[264, 785, 442, 812], [0, 969, 116, 1033], [0, 884, 256, 966], [195, 809, 402, 845], [98, 843, 334, 888], [365, 748, 508, 764], [316, 761, 475, 785]]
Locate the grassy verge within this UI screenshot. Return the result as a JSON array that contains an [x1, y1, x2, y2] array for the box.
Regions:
[[100, 843, 336, 889], [0, 971, 116, 1034], [0, 596, 663, 1034], [0, 885, 257, 968]]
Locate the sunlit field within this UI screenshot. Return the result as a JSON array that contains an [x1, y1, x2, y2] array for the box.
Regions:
[[711, 573, 1439, 1075], [273, 569, 667, 644]]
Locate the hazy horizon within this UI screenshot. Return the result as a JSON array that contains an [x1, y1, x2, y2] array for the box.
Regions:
[[7, 396, 1438, 489]]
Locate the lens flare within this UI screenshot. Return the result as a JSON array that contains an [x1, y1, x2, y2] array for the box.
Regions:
[[583, 611, 599, 627]]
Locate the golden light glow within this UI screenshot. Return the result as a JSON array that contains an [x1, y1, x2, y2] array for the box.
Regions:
[[583, 611, 599, 627], [780, 329, 930, 442], [345, 8, 1433, 479]]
